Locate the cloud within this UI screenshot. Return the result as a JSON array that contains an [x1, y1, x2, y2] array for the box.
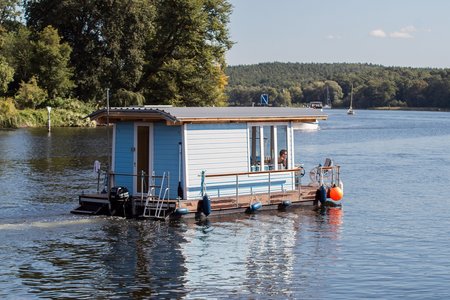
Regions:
[[370, 25, 417, 39], [389, 31, 413, 39], [326, 34, 342, 40], [389, 25, 416, 39], [369, 29, 387, 38]]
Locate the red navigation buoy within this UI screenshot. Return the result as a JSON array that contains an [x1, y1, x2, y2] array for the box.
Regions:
[[329, 186, 343, 201]]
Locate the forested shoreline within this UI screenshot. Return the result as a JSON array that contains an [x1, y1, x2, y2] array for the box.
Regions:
[[1, 1, 449, 129], [0, 0, 233, 128], [225, 62, 450, 110]]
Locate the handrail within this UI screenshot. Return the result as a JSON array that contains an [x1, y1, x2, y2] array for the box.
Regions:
[[320, 165, 340, 171], [315, 165, 341, 187], [204, 167, 302, 178], [201, 167, 303, 207], [110, 171, 165, 178]]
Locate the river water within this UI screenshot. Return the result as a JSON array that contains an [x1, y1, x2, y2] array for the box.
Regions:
[[1, 110, 450, 299]]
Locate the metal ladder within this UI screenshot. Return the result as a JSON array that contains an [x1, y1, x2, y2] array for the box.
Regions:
[[143, 172, 170, 220]]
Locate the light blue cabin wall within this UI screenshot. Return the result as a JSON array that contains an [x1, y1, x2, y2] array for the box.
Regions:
[[153, 122, 181, 200], [112, 121, 294, 199], [113, 122, 134, 191]]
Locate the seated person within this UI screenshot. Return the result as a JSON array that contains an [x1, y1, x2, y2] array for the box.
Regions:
[[279, 149, 288, 169]]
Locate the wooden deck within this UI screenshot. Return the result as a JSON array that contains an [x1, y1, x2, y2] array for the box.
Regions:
[[179, 185, 317, 212], [72, 184, 319, 219]]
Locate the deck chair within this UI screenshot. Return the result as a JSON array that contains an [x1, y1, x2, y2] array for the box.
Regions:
[[309, 158, 333, 186]]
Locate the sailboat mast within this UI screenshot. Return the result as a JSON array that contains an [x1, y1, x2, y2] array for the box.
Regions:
[[326, 86, 330, 107], [347, 83, 355, 115], [350, 84, 353, 109]]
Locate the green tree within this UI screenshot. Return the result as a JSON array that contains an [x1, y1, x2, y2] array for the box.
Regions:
[[288, 85, 303, 105], [227, 85, 267, 106], [324, 80, 343, 107], [114, 88, 145, 107], [0, 0, 18, 21], [302, 81, 325, 103], [0, 97, 18, 127], [402, 79, 428, 107], [357, 79, 397, 108], [26, 0, 154, 101], [0, 28, 14, 93], [0, 0, 21, 30], [273, 88, 291, 107], [141, 0, 233, 106], [425, 76, 450, 108], [15, 76, 47, 109], [1, 27, 34, 88], [33, 25, 74, 98], [0, 55, 13, 93], [26, 0, 232, 105]]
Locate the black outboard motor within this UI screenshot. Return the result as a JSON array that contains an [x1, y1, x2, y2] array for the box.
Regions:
[[110, 186, 129, 201], [109, 186, 131, 217]]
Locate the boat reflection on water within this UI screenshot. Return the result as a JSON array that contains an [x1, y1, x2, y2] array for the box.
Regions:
[[324, 207, 344, 226], [177, 208, 344, 298], [15, 208, 344, 299]]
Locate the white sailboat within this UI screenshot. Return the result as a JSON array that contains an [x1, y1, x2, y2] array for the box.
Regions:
[[323, 86, 332, 109], [347, 84, 355, 115]]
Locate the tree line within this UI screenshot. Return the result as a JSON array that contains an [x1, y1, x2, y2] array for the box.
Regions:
[[0, 0, 233, 114], [1, 0, 449, 122], [225, 62, 450, 109]]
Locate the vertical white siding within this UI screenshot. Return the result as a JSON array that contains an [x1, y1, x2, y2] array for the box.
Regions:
[[185, 123, 248, 199], [184, 123, 295, 200]]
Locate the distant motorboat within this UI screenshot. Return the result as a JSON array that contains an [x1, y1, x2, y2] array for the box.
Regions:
[[309, 101, 323, 111], [293, 120, 320, 131]]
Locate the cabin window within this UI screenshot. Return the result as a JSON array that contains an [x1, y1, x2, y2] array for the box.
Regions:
[[263, 125, 275, 170], [250, 126, 261, 171], [277, 126, 288, 169], [249, 124, 288, 172]]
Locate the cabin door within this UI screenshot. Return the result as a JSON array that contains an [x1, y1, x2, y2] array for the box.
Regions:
[[134, 123, 153, 194]]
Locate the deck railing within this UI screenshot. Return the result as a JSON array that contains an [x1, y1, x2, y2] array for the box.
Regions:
[[106, 171, 169, 200], [309, 165, 341, 188], [203, 167, 304, 206]]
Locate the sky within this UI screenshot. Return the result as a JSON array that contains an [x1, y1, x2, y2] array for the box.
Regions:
[[226, 0, 450, 68]]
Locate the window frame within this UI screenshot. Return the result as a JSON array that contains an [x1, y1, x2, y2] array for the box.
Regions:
[[248, 122, 290, 172]]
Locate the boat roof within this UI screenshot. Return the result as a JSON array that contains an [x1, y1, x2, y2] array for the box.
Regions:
[[88, 106, 328, 125]]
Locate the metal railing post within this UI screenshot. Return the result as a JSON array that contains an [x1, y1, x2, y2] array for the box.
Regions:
[[141, 170, 145, 202], [297, 169, 302, 200], [235, 174, 239, 207], [107, 171, 113, 214]]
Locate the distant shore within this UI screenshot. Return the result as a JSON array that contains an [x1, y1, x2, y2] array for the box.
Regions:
[[370, 107, 447, 112]]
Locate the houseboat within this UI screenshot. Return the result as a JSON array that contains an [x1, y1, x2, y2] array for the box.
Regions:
[[71, 106, 343, 220]]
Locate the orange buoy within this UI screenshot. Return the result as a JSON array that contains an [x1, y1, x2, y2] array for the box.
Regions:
[[329, 186, 343, 201]]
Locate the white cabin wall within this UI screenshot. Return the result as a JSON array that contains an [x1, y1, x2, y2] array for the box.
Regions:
[[185, 123, 248, 199], [184, 122, 296, 200]]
